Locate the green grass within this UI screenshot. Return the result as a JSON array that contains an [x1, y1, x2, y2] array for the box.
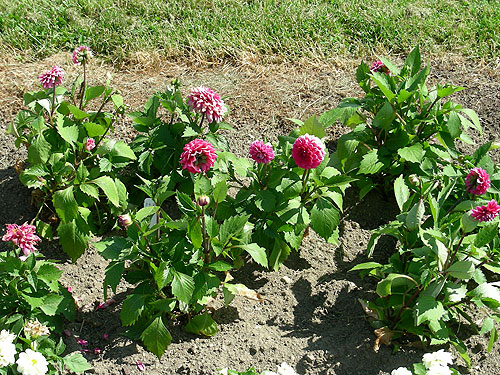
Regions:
[[1, 0, 499, 63]]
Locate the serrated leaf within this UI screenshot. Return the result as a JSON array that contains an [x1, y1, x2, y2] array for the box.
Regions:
[[140, 316, 172, 359], [398, 143, 425, 163], [111, 141, 136, 160], [40, 295, 65, 316], [56, 122, 79, 145], [213, 180, 228, 203], [446, 261, 475, 280], [92, 176, 119, 207], [372, 102, 395, 129], [406, 199, 424, 231], [53, 186, 78, 222], [219, 215, 249, 246], [394, 175, 410, 211], [238, 243, 268, 268], [78, 183, 99, 199], [299, 115, 326, 138], [474, 222, 498, 248], [176, 191, 196, 214], [461, 212, 478, 233], [103, 261, 124, 298], [57, 220, 89, 261], [188, 218, 203, 249], [171, 271, 195, 304], [185, 313, 218, 337], [67, 104, 89, 120], [84, 122, 107, 137], [84, 85, 105, 102], [27, 134, 51, 164], [415, 296, 445, 326], [359, 150, 385, 175], [121, 293, 148, 326], [310, 197, 340, 242], [63, 352, 92, 373]]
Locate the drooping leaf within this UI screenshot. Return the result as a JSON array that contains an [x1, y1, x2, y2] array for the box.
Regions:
[[238, 243, 268, 268], [171, 271, 195, 304], [63, 352, 92, 373], [140, 316, 172, 359], [310, 197, 340, 242], [185, 313, 218, 337], [92, 176, 120, 207]]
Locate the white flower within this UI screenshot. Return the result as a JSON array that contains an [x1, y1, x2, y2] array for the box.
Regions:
[[0, 339, 16, 367], [276, 362, 299, 375], [262, 372, 278, 375], [391, 367, 412, 375], [422, 350, 453, 369], [0, 330, 16, 344], [426, 365, 452, 375], [218, 368, 228, 375], [16, 349, 48, 375]]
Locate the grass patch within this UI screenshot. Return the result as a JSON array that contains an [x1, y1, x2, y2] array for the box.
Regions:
[[1, 0, 499, 63]]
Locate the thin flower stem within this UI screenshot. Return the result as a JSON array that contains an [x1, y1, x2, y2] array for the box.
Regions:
[[79, 60, 86, 110], [445, 232, 466, 270], [444, 192, 467, 217], [300, 169, 311, 196], [201, 206, 209, 263]]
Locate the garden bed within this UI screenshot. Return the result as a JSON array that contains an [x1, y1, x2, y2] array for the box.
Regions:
[[1, 53, 500, 374]]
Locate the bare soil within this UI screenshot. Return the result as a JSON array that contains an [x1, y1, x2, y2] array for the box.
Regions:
[[1, 53, 500, 375]]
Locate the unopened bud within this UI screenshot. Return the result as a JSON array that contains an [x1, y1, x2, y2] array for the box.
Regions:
[[408, 175, 420, 186], [118, 214, 132, 228], [197, 195, 210, 207]]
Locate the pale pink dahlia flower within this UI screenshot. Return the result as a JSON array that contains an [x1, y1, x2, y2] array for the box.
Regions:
[[187, 86, 227, 123], [85, 138, 95, 151], [2, 223, 41, 256], [465, 167, 490, 195], [471, 200, 500, 222], [292, 134, 326, 170], [39, 66, 64, 89], [249, 140, 275, 164], [72, 46, 93, 65], [118, 214, 132, 228], [370, 60, 390, 74], [180, 139, 217, 174]]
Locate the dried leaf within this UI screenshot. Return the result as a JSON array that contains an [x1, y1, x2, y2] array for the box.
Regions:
[[14, 160, 24, 175], [373, 326, 394, 352], [358, 299, 378, 321]]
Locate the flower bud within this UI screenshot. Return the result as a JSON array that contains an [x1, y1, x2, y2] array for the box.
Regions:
[[197, 195, 210, 207], [85, 138, 95, 151], [408, 175, 420, 186], [118, 214, 132, 228]]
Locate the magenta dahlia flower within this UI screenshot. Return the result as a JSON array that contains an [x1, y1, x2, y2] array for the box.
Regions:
[[471, 200, 500, 222], [39, 66, 64, 89], [370, 60, 390, 74], [72, 46, 93, 65], [180, 139, 217, 174], [187, 86, 227, 123], [2, 223, 41, 256], [465, 167, 490, 195], [292, 134, 326, 170], [249, 141, 275, 164], [85, 138, 95, 151]]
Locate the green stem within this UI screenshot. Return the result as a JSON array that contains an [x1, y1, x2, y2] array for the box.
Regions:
[[201, 206, 209, 263], [79, 60, 86, 110], [300, 169, 311, 196]]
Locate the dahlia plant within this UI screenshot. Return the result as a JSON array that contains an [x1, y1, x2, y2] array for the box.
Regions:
[[128, 81, 232, 204], [323, 46, 482, 197], [7, 47, 133, 260], [352, 142, 500, 363], [0, 227, 90, 374]]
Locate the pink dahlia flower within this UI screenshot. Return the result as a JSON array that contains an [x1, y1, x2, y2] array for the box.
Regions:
[[180, 139, 217, 174], [249, 140, 275, 164], [292, 134, 326, 170], [472, 200, 500, 222], [39, 65, 65, 89], [465, 167, 490, 195], [370, 60, 390, 74], [72, 46, 93, 65], [85, 138, 95, 151], [2, 223, 41, 256], [187, 86, 227, 123]]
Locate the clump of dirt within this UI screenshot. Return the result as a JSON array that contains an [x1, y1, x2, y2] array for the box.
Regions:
[[1, 53, 500, 374]]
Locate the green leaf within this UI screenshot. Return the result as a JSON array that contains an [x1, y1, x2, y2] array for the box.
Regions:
[[359, 150, 385, 175], [470, 283, 500, 308], [310, 197, 340, 242], [219, 215, 249, 246], [370, 72, 395, 101], [372, 102, 395, 129], [67, 104, 89, 120], [84, 122, 107, 137], [140, 316, 172, 359], [254, 190, 276, 212], [92, 176, 119, 207], [111, 141, 136, 160], [299, 115, 326, 138], [104, 261, 125, 298], [207, 261, 233, 271], [63, 352, 92, 373], [394, 175, 410, 211], [376, 273, 417, 297], [27, 134, 51, 164], [403, 46, 421, 76], [188, 218, 203, 249], [171, 271, 195, 304], [176, 192, 196, 214], [446, 112, 461, 138], [213, 180, 228, 203], [57, 220, 89, 261], [350, 262, 383, 271], [56, 123, 79, 145], [84, 86, 105, 102], [415, 296, 445, 326], [406, 199, 424, 231], [53, 187, 79, 223], [238, 243, 268, 268], [398, 143, 425, 163], [474, 222, 498, 248], [269, 238, 291, 271], [111, 94, 124, 109], [446, 261, 475, 280], [121, 293, 148, 326], [480, 317, 495, 335], [185, 313, 218, 337], [37, 264, 62, 292], [79, 183, 99, 199], [154, 262, 170, 290], [40, 295, 65, 316], [461, 212, 478, 233], [460, 109, 481, 133]]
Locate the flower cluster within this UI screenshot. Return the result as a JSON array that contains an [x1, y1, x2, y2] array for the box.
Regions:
[[370, 60, 390, 74], [2, 223, 41, 257], [391, 350, 455, 375], [38, 66, 64, 89], [24, 319, 50, 338], [465, 167, 490, 195], [72, 45, 93, 65], [249, 141, 275, 164], [472, 199, 500, 222], [292, 134, 326, 169], [0, 330, 16, 367], [187, 86, 227, 123], [180, 139, 217, 174]]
